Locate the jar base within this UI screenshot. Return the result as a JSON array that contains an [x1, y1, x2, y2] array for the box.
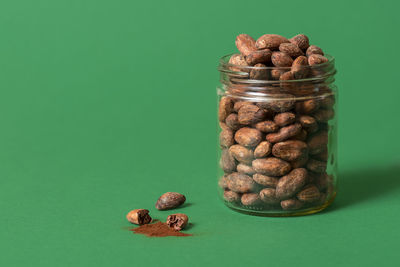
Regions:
[[225, 192, 336, 217]]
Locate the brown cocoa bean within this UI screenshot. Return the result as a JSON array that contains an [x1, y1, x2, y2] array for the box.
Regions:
[[279, 71, 295, 89], [219, 121, 230, 131], [306, 45, 324, 56], [307, 158, 327, 173], [234, 127, 262, 147], [219, 128, 234, 148], [254, 141, 272, 158], [228, 54, 249, 72], [218, 175, 229, 189], [271, 51, 293, 67], [299, 115, 318, 133], [272, 140, 308, 161], [297, 185, 321, 203], [291, 56, 309, 79], [166, 213, 189, 231], [266, 123, 302, 143], [238, 104, 266, 125], [314, 149, 328, 161], [250, 63, 269, 80], [237, 163, 256, 175], [290, 154, 309, 168], [255, 120, 279, 133], [319, 95, 335, 109], [289, 34, 309, 51], [218, 97, 234, 122], [156, 192, 186, 210], [295, 99, 320, 114], [292, 129, 308, 141], [259, 188, 280, 204], [223, 190, 240, 202], [274, 112, 296, 126], [255, 34, 289, 50], [220, 149, 237, 173], [225, 113, 241, 130], [313, 109, 334, 122], [235, 34, 257, 57], [279, 43, 303, 57], [252, 157, 291, 176], [275, 168, 308, 200], [271, 68, 285, 80], [265, 94, 296, 112], [308, 54, 328, 65], [126, 209, 152, 225], [253, 173, 279, 187], [281, 198, 304, 210], [229, 145, 254, 165], [307, 130, 328, 155], [314, 172, 332, 190], [233, 101, 253, 112], [241, 193, 261, 206], [246, 49, 272, 65], [226, 172, 256, 193]]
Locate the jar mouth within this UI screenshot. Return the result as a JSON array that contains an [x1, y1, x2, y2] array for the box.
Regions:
[[218, 53, 336, 83]]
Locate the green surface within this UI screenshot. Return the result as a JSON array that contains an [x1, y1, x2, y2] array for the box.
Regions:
[[1, 0, 400, 266]]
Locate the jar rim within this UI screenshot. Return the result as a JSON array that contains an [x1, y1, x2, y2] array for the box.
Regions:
[[219, 53, 335, 71]]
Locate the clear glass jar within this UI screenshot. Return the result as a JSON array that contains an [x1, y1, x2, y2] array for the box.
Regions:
[[217, 54, 337, 216]]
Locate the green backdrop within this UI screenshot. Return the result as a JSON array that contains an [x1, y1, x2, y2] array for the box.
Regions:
[[1, 0, 399, 266]]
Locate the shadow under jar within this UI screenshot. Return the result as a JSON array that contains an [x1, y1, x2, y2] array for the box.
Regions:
[[217, 54, 337, 216]]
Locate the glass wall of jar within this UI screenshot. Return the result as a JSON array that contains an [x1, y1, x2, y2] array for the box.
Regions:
[[217, 54, 337, 216]]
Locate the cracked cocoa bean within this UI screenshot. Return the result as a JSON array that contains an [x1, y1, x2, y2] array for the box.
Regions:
[[126, 209, 152, 225], [166, 213, 189, 231]]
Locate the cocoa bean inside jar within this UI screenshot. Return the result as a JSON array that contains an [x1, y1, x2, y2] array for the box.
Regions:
[[217, 36, 337, 216]]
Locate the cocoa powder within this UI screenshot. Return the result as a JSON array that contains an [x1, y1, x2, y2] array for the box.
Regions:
[[131, 222, 192, 237]]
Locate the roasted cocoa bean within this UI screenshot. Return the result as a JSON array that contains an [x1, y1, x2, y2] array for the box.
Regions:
[[252, 157, 291, 176], [306, 45, 324, 56], [266, 123, 302, 143], [255, 120, 279, 133], [156, 192, 186, 210], [289, 34, 309, 50], [246, 49, 272, 65], [126, 209, 152, 225], [166, 213, 189, 231], [254, 141, 272, 158], [274, 112, 296, 126], [229, 145, 254, 165], [272, 140, 308, 161], [255, 34, 289, 50], [259, 188, 280, 204], [220, 149, 237, 173], [308, 54, 328, 65], [271, 51, 294, 67], [241, 193, 261, 206], [238, 104, 267, 125], [235, 34, 257, 56], [234, 127, 262, 147], [226, 172, 256, 193], [279, 43, 303, 57], [275, 168, 308, 200], [253, 173, 279, 187], [237, 163, 256, 175], [291, 56, 309, 79]]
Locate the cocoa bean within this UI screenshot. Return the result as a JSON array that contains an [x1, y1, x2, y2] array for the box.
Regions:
[[220, 149, 237, 173], [238, 104, 267, 125], [297, 185, 321, 203], [255, 120, 279, 133], [274, 112, 296, 126], [271, 51, 293, 67], [220, 128, 234, 148], [255, 34, 289, 50], [252, 157, 291, 176], [275, 168, 308, 200], [224, 190, 240, 202], [226, 172, 256, 193], [272, 140, 308, 161], [235, 34, 257, 57], [289, 34, 309, 51], [234, 127, 262, 147], [241, 193, 261, 206], [266, 123, 302, 143], [229, 145, 254, 165], [156, 192, 186, 210], [237, 163, 256, 175], [253, 173, 279, 187], [254, 141, 272, 158], [259, 188, 280, 204]]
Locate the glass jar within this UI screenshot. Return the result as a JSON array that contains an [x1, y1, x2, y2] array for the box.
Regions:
[[217, 54, 337, 216]]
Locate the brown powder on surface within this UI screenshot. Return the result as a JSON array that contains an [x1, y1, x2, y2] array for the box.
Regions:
[[130, 222, 192, 237]]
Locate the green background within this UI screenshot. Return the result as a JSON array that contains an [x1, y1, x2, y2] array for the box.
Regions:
[[1, 0, 399, 266]]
